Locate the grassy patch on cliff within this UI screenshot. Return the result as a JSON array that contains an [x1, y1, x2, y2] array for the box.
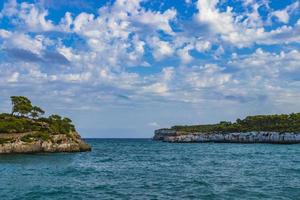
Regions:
[[170, 113, 300, 133], [0, 138, 13, 144], [21, 132, 51, 143]]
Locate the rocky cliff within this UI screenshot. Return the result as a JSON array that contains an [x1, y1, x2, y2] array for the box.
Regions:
[[0, 131, 91, 154], [154, 129, 300, 144]]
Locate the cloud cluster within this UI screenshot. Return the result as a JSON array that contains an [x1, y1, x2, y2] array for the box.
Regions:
[[0, 0, 300, 134], [196, 0, 300, 47]]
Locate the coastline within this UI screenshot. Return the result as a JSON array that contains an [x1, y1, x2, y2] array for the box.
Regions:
[[0, 132, 91, 154], [153, 129, 300, 144]]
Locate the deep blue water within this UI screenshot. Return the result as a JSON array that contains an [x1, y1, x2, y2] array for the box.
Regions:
[[0, 139, 300, 200]]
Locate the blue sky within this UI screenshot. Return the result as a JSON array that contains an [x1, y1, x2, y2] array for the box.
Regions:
[[0, 0, 300, 138]]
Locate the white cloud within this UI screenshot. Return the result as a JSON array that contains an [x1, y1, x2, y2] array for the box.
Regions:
[[143, 83, 169, 95], [0, 0, 178, 67], [195, 40, 211, 52], [261, 23, 300, 45], [135, 9, 177, 35], [196, 0, 266, 47], [148, 122, 160, 127], [73, 12, 95, 33], [183, 64, 231, 88], [1, 32, 45, 54], [59, 12, 73, 32], [28, 69, 48, 80], [224, 48, 300, 105], [62, 73, 92, 82], [161, 67, 174, 81], [0, 0, 18, 17], [196, 0, 300, 47], [148, 37, 174, 60], [177, 44, 193, 63], [1, 0, 55, 31], [57, 46, 81, 61], [197, 0, 236, 36], [1, 0, 300, 115], [7, 72, 19, 83], [0, 29, 12, 38], [230, 48, 300, 74], [273, 10, 290, 24], [272, 2, 299, 24], [21, 4, 55, 31], [214, 45, 224, 59], [141, 67, 174, 96]]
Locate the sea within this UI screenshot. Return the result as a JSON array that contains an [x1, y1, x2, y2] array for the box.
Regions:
[[0, 139, 299, 200]]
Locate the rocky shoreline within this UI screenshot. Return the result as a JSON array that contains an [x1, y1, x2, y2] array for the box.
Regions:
[[154, 129, 300, 144], [0, 132, 91, 154]]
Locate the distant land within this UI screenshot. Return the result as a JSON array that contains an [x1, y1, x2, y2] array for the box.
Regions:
[[0, 96, 91, 154], [154, 113, 300, 144]]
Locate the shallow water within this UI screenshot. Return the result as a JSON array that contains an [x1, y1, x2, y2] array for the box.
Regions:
[[0, 139, 300, 200]]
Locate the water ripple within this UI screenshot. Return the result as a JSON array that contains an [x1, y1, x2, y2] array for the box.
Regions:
[[0, 139, 300, 200]]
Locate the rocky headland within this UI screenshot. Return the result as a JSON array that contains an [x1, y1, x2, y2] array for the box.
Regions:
[[154, 113, 300, 144], [0, 96, 91, 154]]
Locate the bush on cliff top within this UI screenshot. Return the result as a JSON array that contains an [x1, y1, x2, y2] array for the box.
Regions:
[[171, 113, 300, 133]]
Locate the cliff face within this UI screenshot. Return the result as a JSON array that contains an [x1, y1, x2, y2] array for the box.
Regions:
[[0, 132, 91, 154], [154, 129, 300, 144]]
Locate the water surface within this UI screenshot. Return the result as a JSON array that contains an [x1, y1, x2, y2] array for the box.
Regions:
[[0, 139, 299, 199]]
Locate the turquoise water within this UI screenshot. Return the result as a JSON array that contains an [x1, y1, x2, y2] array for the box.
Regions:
[[0, 139, 300, 200]]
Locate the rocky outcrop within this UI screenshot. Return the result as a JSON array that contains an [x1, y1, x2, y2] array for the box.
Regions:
[[153, 129, 182, 140], [0, 132, 91, 154], [154, 129, 300, 144]]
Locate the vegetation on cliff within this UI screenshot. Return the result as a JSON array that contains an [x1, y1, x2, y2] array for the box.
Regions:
[[170, 113, 300, 133], [0, 96, 76, 138]]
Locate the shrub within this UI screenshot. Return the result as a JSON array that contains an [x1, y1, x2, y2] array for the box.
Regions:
[[21, 132, 50, 143], [0, 138, 13, 144]]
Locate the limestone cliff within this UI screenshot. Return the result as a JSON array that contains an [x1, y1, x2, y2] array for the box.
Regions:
[[0, 131, 91, 154], [154, 129, 300, 144]]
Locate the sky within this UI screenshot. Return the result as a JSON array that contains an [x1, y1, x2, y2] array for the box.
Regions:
[[0, 0, 300, 138]]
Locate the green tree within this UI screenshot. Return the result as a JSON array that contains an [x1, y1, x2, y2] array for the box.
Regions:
[[49, 114, 62, 121], [11, 96, 33, 116], [30, 106, 45, 119]]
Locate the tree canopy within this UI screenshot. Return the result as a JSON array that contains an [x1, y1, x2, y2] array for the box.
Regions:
[[0, 96, 76, 134], [11, 96, 44, 118], [30, 106, 45, 119], [11, 96, 33, 116]]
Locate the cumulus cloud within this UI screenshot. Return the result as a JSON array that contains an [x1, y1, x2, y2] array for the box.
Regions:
[[0, 0, 300, 117], [148, 37, 174, 60], [0, 29, 11, 38], [183, 64, 232, 88], [134, 9, 177, 35], [0, 32, 45, 54], [272, 2, 299, 23], [230, 48, 300, 75], [196, 0, 300, 47], [7, 72, 19, 83], [226, 48, 300, 105], [177, 44, 193, 63], [0, 0, 55, 31], [195, 40, 211, 52]]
